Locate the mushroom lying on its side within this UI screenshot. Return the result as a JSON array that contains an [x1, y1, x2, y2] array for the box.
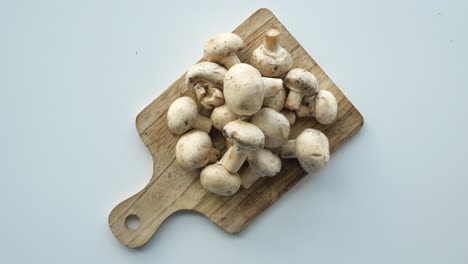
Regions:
[[200, 163, 241, 196], [185, 62, 227, 110], [296, 90, 338, 125], [251, 26, 293, 77], [250, 107, 290, 149], [241, 149, 282, 188], [204, 33, 243, 69], [280, 128, 330, 173], [176, 130, 220, 170], [167, 97, 212, 135], [221, 120, 265, 173], [284, 68, 318, 111]]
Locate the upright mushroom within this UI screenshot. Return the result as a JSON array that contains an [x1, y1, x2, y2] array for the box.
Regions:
[[250, 107, 290, 148], [241, 149, 282, 188], [185, 62, 226, 110], [167, 96, 212, 135], [224, 63, 265, 116], [296, 90, 338, 125], [284, 68, 318, 111], [221, 120, 265, 173], [281, 128, 330, 173], [250, 26, 293, 77], [204, 33, 243, 69], [175, 130, 220, 170], [200, 163, 241, 196]]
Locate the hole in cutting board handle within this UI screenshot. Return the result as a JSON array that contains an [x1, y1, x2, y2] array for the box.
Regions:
[[125, 214, 140, 230]]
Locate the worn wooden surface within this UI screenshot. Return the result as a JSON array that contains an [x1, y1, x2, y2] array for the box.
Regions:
[[108, 8, 364, 248]]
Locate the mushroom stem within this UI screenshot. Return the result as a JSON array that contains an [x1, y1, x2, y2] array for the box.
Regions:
[[219, 146, 232, 164], [296, 96, 316, 117], [285, 89, 303, 111], [241, 166, 261, 188], [263, 77, 283, 97], [221, 55, 241, 69], [264, 27, 280, 51], [226, 138, 233, 148], [220, 145, 249, 173], [193, 115, 212, 133], [280, 140, 297, 158]]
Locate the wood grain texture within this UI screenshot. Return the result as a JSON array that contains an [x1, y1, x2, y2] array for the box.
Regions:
[[108, 8, 364, 248]]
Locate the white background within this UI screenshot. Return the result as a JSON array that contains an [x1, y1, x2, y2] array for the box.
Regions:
[[1, 0, 467, 263]]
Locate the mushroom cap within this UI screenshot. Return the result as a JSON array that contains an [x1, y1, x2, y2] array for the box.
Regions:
[[247, 149, 282, 177], [211, 105, 239, 131], [223, 120, 265, 150], [167, 96, 198, 135], [250, 108, 290, 148], [200, 163, 241, 196], [284, 68, 318, 96], [263, 84, 286, 111], [224, 63, 265, 116], [185, 62, 227, 89], [175, 130, 213, 170], [295, 129, 330, 173], [251, 46, 293, 77], [203, 33, 244, 61], [314, 90, 338, 125]]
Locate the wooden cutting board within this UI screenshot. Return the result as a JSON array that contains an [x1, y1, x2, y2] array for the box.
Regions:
[[108, 8, 364, 248]]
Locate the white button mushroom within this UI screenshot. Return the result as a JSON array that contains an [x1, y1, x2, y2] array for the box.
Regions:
[[224, 63, 265, 116], [175, 130, 220, 170], [284, 68, 319, 111], [263, 77, 286, 112], [221, 120, 265, 173], [280, 128, 330, 173], [251, 26, 293, 77], [263, 77, 283, 98], [241, 149, 282, 189], [185, 62, 227, 110], [210, 105, 240, 131], [296, 90, 338, 125], [167, 96, 212, 135], [200, 163, 241, 196], [203, 33, 244, 69], [250, 107, 290, 149]]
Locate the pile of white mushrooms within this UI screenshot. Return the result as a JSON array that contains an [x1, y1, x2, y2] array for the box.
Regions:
[[167, 27, 338, 196]]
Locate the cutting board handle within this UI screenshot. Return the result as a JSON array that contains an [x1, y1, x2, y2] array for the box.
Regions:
[[108, 173, 180, 248]]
